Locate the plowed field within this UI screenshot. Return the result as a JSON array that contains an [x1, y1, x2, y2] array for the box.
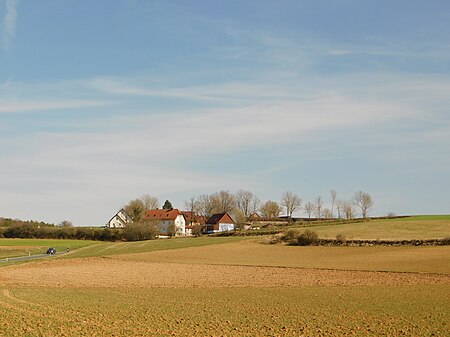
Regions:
[[1, 257, 449, 288], [0, 239, 449, 336]]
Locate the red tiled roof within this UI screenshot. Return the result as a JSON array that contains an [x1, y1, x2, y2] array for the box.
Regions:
[[181, 211, 207, 225], [145, 209, 182, 221]]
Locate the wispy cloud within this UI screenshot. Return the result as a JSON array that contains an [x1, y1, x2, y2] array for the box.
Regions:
[[3, 0, 18, 52], [2, 70, 449, 224], [0, 99, 110, 113]]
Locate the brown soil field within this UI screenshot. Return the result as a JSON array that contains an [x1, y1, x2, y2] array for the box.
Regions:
[[113, 240, 450, 274], [1, 255, 449, 289], [1, 240, 449, 336]]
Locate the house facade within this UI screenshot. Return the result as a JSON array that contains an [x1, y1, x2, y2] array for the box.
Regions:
[[204, 213, 235, 233], [145, 209, 186, 236], [107, 209, 133, 228], [182, 211, 207, 235]]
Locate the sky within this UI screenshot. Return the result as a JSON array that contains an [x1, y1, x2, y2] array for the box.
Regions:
[[1, 0, 449, 226]]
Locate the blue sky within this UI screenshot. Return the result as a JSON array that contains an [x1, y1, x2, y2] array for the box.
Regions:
[[1, 0, 449, 225]]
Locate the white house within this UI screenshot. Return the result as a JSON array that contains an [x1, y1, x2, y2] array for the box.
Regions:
[[145, 209, 186, 236], [107, 209, 133, 228]]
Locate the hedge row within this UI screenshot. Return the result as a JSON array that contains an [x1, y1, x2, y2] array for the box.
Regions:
[[0, 224, 123, 241]]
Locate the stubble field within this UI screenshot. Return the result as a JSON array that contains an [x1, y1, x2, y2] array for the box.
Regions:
[[0, 237, 449, 336]]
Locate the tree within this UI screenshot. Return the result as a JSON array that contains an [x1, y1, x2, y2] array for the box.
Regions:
[[330, 189, 337, 218], [167, 223, 177, 237], [141, 194, 159, 210], [281, 191, 302, 219], [211, 190, 236, 214], [303, 201, 314, 219], [260, 200, 281, 218], [191, 224, 203, 236], [162, 200, 173, 210], [233, 209, 247, 230], [58, 220, 73, 227], [196, 194, 215, 218], [184, 197, 199, 226], [353, 191, 374, 218], [322, 208, 332, 219], [124, 199, 145, 222], [235, 190, 260, 218], [314, 195, 324, 218], [342, 201, 355, 219], [336, 199, 343, 219]]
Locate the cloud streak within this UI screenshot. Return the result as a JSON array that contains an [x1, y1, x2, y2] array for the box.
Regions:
[[3, 0, 18, 52], [0, 99, 110, 113]]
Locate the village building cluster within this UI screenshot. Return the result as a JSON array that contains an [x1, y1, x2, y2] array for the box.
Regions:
[[106, 208, 236, 236]]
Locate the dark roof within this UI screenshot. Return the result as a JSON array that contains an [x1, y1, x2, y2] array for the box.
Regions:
[[206, 213, 235, 225]]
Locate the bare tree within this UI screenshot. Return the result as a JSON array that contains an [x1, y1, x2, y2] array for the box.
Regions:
[[233, 209, 247, 230], [196, 194, 215, 218], [330, 189, 337, 218], [342, 201, 355, 219], [184, 196, 198, 226], [250, 196, 261, 215], [235, 190, 260, 218], [260, 200, 281, 218], [281, 191, 302, 219], [141, 194, 159, 210], [336, 199, 343, 218], [353, 191, 374, 218], [211, 190, 237, 214], [322, 208, 332, 219], [303, 201, 314, 219], [124, 198, 145, 222], [314, 195, 324, 218]]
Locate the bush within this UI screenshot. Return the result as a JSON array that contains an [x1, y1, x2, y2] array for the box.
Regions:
[[296, 229, 319, 246], [266, 233, 284, 244], [191, 225, 203, 237], [441, 237, 450, 245], [336, 233, 347, 244], [123, 222, 158, 241], [281, 229, 301, 244]]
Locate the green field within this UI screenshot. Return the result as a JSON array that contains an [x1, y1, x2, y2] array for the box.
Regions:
[[307, 216, 450, 240], [65, 236, 246, 258], [0, 238, 98, 259]]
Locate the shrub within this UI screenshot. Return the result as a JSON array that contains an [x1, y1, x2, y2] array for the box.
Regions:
[[191, 225, 203, 237], [264, 233, 284, 244], [281, 229, 301, 244], [336, 233, 347, 244], [297, 229, 319, 246], [124, 221, 158, 241], [441, 237, 450, 245]]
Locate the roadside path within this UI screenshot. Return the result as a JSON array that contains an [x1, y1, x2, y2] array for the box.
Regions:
[[1, 251, 66, 263]]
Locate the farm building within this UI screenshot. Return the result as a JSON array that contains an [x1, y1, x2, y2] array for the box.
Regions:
[[107, 209, 133, 228], [181, 211, 207, 236], [145, 209, 186, 236], [204, 213, 236, 233]]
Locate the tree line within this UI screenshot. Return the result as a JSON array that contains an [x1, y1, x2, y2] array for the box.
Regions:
[[124, 189, 375, 225]]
